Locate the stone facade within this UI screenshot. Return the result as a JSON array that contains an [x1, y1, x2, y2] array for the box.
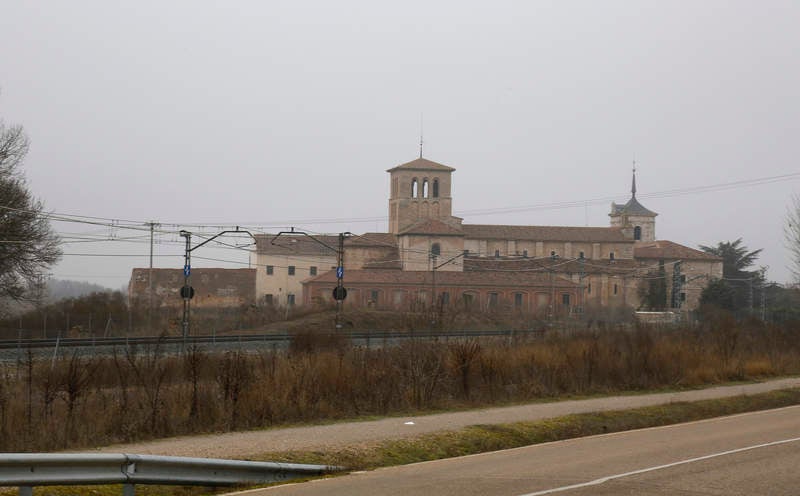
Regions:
[[387, 158, 458, 234], [246, 155, 722, 316], [128, 268, 256, 309]]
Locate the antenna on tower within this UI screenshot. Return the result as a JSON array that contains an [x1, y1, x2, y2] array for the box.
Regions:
[[419, 113, 424, 158], [631, 156, 637, 197]]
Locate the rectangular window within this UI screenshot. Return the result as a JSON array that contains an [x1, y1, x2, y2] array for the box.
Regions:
[[310, 266, 317, 276], [514, 293, 523, 308], [680, 292, 686, 302], [494, 249, 500, 258], [587, 283, 592, 294], [288, 266, 296, 276], [562, 293, 571, 306], [264, 294, 273, 305], [440, 292, 450, 305], [609, 252, 615, 261], [613, 284, 618, 295], [462, 293, 475, 309], [523, 249, 528, 258], [579, 251, 585, 259], [287, 294, 295, 306], [266, 265, 274, 275], [680, 275, 686, 283], [488, 292, 499, 308]]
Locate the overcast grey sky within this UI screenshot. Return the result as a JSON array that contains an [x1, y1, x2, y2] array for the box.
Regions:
[[1, 0, 798, 288]]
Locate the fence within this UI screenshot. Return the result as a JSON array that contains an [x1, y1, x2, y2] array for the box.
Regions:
[[0, 453, 340, 495]]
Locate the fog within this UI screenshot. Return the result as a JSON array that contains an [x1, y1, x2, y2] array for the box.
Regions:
[[1, 0, 798, 288]]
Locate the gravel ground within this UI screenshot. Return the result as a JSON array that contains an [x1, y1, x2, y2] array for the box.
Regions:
[[88, 377, 800, 459]]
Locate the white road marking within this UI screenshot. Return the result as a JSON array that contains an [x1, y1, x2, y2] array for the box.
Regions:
[[519, 436, 800, 496]]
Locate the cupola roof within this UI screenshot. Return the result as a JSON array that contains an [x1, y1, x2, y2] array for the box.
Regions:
[[610, 165, 658, 217]]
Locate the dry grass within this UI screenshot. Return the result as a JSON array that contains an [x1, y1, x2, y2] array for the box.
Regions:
[[257, 388, 800, 470], [0, 321, 799, 452], [6, 389, 800, 496]]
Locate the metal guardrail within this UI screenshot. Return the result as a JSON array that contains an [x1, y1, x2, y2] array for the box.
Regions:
[[0, 328, 543, 350], [0, 453, 340, 495]]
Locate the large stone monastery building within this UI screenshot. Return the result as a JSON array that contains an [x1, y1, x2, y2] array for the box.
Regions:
[[250, 156, 722, 316]]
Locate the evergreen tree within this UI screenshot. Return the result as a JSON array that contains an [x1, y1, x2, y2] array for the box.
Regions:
[[699, 239, 764, 315]]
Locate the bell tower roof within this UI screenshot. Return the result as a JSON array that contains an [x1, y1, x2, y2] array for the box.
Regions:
[[610, 163, 658, 217], [387, 157, 455, 173]]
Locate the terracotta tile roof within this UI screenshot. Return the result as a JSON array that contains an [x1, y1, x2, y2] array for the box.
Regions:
[[634, 240, 722, 261], [463, 224, 630, 243], [254, 234, 339, 256], [386, 157, 456, 173], [304, 268, 577, 288], [346, 232, 397, 248], [399, 219, 465, 236], [131, 268, 256, 276], [465, 257, 643, 275], [362, 251, 402, 270]]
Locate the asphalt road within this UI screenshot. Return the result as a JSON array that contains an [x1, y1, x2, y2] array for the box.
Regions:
[[232, 405, 800, 496]]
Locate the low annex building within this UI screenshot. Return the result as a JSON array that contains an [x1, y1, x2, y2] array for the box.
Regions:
[[249, 156, 722, 316], [128, 268, 257, 310]]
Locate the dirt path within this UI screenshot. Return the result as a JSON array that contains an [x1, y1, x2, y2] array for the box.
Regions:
[[89, 377, 800, 459]]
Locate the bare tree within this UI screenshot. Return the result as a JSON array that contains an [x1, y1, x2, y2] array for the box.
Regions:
[[787, 195, 800, 285], [0, 114, 61, 303]]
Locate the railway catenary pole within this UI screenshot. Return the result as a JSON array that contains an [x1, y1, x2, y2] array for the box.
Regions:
[[180, 231, 192, 340], [180, 228, 256, 342], [270, 228, 351, 331]]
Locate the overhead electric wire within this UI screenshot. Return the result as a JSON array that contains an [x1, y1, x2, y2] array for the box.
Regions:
[[4, 170, 797, 231]]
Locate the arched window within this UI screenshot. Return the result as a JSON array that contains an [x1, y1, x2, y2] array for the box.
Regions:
[[432, 179, 439, 198], [411, 178, 418, 198], [422, 179, 429, 198], [431, 243, 441, 257], [634, 226, 642, 241]]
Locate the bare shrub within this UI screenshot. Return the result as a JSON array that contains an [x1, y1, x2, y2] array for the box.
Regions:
[[395, 340, 447, 409], [289, 329, 348, 355], [215, 350, 252, 429], [448, 339, 482, 400], [3, 320, 800, 451], [59, 351, 99, 446]]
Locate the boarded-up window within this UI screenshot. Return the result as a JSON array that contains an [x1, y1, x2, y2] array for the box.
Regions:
[[536, 293, 549, 309], [462, 292, 476, 310]]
